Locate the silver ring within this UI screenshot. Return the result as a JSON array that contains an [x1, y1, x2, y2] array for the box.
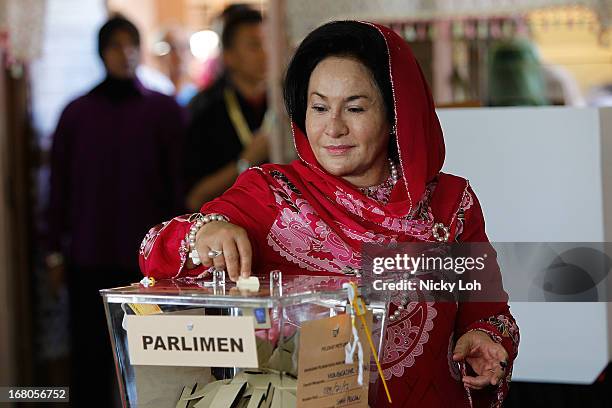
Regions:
[[207, 249, 223, 258]]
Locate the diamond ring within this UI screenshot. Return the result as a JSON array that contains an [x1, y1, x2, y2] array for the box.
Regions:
[[207, 249, 223, 258]]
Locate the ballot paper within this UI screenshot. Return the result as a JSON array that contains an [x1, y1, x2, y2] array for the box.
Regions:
[[207, 382, 247, 408], [177, 380, 229, 408], [178, 370, 297, 408], [246, 388, 267, 408], [270, 388, 297, 408]]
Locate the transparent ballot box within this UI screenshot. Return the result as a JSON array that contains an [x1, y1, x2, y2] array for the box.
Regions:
[[101, 272, 388, 408]]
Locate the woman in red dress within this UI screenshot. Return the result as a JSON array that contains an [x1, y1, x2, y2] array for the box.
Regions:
[[139, 21, 519, 407]]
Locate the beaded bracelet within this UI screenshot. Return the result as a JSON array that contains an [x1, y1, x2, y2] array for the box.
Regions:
[[188, 213, 229, 265]]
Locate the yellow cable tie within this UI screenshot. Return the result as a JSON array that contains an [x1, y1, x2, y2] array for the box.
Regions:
[[348, 282, 392, 404]]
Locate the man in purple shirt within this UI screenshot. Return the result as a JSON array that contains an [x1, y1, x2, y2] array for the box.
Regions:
[[47, 15, 185, 404]]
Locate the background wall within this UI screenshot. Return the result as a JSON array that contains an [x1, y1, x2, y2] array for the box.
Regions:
[[439, 106, 612, 383]]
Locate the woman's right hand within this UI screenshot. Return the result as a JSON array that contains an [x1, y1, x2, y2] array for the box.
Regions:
[[190, 221, 253, 282]]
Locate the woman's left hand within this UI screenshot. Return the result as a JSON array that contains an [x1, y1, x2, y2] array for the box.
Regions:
[[452, 330, 508, 390]]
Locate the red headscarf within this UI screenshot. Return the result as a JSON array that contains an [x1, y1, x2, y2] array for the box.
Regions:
[[292, 21, 446, 219]]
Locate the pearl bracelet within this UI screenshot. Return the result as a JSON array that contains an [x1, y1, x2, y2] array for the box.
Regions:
[[188, 213, 228, 265]]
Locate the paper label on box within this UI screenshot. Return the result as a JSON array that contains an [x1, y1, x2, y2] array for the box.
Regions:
[[126, 315, 258, 368], [296, 313, 371, 408]]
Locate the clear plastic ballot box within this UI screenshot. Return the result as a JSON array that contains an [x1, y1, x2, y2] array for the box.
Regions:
[[101, 272, 388, 408]]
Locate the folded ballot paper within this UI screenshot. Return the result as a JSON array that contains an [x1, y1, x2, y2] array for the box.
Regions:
[[175, 370, 297, 408]]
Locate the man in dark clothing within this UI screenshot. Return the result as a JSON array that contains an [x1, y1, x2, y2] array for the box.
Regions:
[[46, 16, 185, 405], [184, 7, 269, 211]]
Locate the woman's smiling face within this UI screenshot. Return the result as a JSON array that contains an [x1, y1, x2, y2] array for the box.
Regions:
[[305, 56, 391, 187]]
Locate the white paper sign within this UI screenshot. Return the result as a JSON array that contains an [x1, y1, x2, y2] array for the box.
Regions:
[[126, 315, 258, 368]]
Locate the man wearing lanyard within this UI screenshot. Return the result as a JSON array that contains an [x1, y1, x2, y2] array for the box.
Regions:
[[185, 6, 269, 211]]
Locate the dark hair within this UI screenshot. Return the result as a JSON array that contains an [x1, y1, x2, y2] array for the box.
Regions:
[[283, 21, 394, 135], [221, 7, 263, 50], [98, 15, 140, 58], [220, 3, 252, 20]]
